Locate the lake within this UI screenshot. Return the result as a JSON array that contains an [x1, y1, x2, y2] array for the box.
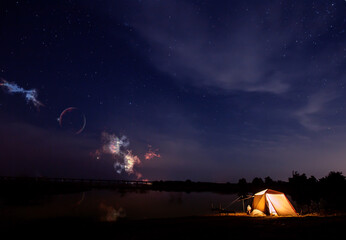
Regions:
[[1, 190, 242, 221]]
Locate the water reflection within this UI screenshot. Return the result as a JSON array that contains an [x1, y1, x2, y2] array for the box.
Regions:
[[0, 190, 239, 221]]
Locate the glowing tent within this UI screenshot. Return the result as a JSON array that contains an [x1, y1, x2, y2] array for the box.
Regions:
[[252, 189, 297, 216]]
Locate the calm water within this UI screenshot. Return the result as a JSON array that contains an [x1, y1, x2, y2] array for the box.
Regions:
[[1, 190, 241, 221]]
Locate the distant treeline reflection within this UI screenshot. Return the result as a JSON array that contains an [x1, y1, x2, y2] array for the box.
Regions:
[[0, 171, 345, 213]]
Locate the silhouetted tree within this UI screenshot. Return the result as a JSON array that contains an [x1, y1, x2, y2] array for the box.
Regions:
[[307, 175, 319, 202], [251, 177, 264, 192], [321, 171, 345, 184], [264, 176, 274, 186], [237, 178, 248, 196], [185, 179, 192, 184], [288, 171, 312, 210], [238, 178, 247, 185], [308, 175, 317, 184], [252, 177, 264, 185], [319, 171, 346, 211], [288, 171, 307, 185]]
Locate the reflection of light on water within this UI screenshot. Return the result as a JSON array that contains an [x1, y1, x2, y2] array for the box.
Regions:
[[2, 190, 238, 221], [99, 203, 126, 221], [76, 192, 85, 206]]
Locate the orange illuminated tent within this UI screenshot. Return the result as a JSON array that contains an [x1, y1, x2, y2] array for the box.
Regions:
[[252, 189, 297, 216]]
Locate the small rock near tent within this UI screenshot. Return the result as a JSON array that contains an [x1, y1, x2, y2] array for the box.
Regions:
[[252, 189, 297, 216]]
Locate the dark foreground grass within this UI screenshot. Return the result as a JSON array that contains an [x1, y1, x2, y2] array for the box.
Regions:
[[1, 215, 345, 239]]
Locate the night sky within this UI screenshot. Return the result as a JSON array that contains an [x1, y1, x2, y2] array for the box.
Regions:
[[1, 0, 346, 182]]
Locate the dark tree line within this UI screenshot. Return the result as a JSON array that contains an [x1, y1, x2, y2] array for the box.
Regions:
[[243, 171, 346, 214], [1, 171, 346, 213], [288, 171, 346, 213]]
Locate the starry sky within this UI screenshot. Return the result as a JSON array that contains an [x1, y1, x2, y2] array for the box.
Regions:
[[1, 0, 346, 182]]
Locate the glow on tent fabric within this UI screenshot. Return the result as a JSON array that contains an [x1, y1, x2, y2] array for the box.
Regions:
[[252, 189, 297, 216]]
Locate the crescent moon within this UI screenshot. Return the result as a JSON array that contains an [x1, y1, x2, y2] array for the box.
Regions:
[[76, 113, 86, 135], [59, 107, 86, 134]]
